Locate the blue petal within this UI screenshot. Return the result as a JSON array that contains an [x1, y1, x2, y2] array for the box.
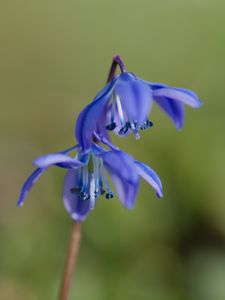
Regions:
[[100, 150, 140, 209], [115, 73, 153, 124], [59, 145, 79, 154], [96, 105, 111, 141], [154, 96, 185, 129], [63, 170, 92, 221], [91, 143, 107, 156], [152, 87, 202, 108], [135, 161, 163, 198], [17, 168, 46, 207], [140, 79, 168, 90], [75, 76, 119, 152], [33, 153, 83, 169]]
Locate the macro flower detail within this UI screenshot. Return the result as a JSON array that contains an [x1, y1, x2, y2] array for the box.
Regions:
[[76, 55, 202, 152], [18, 141, 163, 221], [63, 144, 162, 221], [17, 145, 82, 207], [16, 54, 203, 300], [18, 55, 202, 224]]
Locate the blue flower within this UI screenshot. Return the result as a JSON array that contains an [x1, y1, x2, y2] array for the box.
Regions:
[[76, 55, 202, 152], [17, 145, 82, 207], [18, 141, 162, 221]]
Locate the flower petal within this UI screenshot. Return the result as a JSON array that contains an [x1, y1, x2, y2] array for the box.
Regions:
[[110, 173, 140, 209], [63, 169, 92, 221], [91, 143, 107, 156], [96, 105, 111, 141], [33, 153, 83, 169], [140, 79, 168, 90], [154, 96, 185, 129], [152, 87, 202, 108], [59, 145, 79, 154], [100, 150, 140, 209], [75, 76, 119, 152], [135, 161, 163, 198], [17, 167, 46, 206], [115, 73, 153, 124]]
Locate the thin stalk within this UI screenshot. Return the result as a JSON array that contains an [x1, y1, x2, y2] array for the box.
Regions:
[[59, 222, 82, 300], [107, 55, 126, 82]]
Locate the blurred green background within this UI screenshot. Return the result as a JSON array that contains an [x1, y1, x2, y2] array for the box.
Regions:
[[1, 0, 225, 299]]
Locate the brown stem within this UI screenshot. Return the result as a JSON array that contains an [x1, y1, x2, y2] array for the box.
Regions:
[[106, 55, 126, 82], [59, 222, 82, 300]]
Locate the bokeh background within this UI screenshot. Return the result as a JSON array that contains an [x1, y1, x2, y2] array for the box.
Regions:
[[1, 0, 225, 299]]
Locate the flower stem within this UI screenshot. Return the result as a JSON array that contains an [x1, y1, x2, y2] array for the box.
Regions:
[[107, 55, 126, 82], [59, 221, 82, 300]]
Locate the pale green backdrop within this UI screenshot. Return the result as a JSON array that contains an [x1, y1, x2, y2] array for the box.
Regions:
[[1, 0, 225, 299]]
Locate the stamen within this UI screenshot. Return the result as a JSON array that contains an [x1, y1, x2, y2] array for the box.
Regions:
[[99, 159, 114, 200], [81, 166, 89, 200], [134, 131, 140, 140], [100, 189, 106, 195], [106, 95, 120, 131], [80, 192, 90, 201], [93, 155, 100, 196], [118, 122, 130, 135], [99, 178, 105, 195], [106, 122, 117, 131], [147, 120, 153, 127], [89, 174, 96, 210], [130, 121, 140, 139], [140, 120, 153, 130], [105, 192, 114, 199], [130, 121, 137, 130], [115, 94, 125, 125]]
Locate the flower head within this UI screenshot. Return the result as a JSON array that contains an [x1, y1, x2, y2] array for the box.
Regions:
[[76, 55, 202, 152], [18, 141, 162, 221]]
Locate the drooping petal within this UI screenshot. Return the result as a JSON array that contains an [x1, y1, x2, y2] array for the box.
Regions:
[[17, 167, 46, 206], [140, 79, 168, 90], [96, 104, 111, 141], [154, 96, 185, 129], [152, 87, 202, 108], [115, 73, 153, 125], [33, 153, 83, 169], [75, 76, 119, 152], [59, 145, 79, 154], [63, 169, 92, 221], [135, 161, 163, 198], [100, 150, 140, 209], [109, 173, 140, 209]]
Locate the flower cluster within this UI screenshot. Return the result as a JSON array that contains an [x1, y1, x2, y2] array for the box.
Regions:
[[18, 55, 202, 221]]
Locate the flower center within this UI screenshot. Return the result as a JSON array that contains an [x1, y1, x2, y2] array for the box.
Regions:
[[70, 152, 114, 203], [105, 94, 153, 138]]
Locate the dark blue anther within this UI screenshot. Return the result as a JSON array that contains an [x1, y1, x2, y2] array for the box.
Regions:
[[131, 121, 138, 129], [106, 122, 117, 131], [118, 123, 130, 135], [70, 187, 81, 194], [146, 120, 153, 127], [105, 192, 114, 199], [100, 189, 106, 195], [140, 120, 153, 130], [81, 192, 90, 201]]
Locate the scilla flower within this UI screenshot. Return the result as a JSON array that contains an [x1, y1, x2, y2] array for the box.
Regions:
[[76, 55, 202, 152], [18, 139, 162, 221]]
